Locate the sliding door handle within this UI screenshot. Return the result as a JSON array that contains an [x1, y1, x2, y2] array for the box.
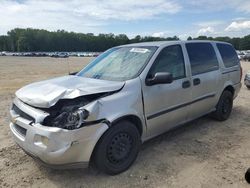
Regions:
[[193, 78, 201, 86]]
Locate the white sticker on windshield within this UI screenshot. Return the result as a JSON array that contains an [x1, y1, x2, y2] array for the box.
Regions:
[[130, 48, 150, 53]]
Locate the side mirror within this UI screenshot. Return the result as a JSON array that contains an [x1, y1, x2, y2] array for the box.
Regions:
[[146, 72, 173, 86]]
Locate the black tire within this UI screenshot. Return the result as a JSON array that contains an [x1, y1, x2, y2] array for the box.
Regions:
[[93, 121, 141, 175], [247, 85, 250, 89], [245, 168, 250, 184], [212, 90, 233, 121]]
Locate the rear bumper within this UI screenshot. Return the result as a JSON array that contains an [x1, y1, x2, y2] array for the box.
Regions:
[[10, 109, 109, 169]]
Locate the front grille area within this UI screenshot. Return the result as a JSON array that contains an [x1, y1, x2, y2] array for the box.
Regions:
[[13, 124, 27, 137], [12, 104, 35, 122]]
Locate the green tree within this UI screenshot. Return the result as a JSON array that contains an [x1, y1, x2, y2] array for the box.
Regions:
[[0, 28, 249, 52], [239, 35, 250, 50]]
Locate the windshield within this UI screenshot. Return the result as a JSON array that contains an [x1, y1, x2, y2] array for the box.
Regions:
[[77, 46, 157, 81]]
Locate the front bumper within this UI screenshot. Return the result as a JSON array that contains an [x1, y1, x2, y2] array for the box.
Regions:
[[9, 99, 109, 169]]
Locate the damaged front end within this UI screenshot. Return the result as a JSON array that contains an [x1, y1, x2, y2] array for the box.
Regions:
[[10, 95, 111, 167], [42, 93, 111, 130], [13, 75, 126, 130]]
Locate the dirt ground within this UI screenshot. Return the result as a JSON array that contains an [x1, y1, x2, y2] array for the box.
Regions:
[[0, 56, 250, 188]]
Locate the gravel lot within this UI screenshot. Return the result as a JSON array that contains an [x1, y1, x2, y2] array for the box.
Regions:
[[0, 56, 250, 188]]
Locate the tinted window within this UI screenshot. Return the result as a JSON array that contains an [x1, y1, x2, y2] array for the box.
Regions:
[[149, 45, 185, 79], [186, 43, 219, 75], [217, 43, 239, 67]]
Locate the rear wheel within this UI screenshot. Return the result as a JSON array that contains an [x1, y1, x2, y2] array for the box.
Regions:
[[212, 90, 233, 121], [93, 121, 141, 175]]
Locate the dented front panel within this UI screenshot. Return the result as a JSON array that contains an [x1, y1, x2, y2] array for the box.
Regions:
[[83, 78, 146, 138], [16, 75, 125, 108]]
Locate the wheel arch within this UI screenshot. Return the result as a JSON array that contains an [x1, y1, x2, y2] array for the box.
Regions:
[[110, 115, 144, 136], [223, 85, 235, 96], [89, 114, 144, 165]]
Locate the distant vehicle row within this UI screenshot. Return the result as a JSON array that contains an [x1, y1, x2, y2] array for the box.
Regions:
[[0, 51, 101, 58], [237, 50, 250, 61]]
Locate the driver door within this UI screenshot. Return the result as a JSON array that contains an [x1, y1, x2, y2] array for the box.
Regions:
[[141, 44, 192, 139]]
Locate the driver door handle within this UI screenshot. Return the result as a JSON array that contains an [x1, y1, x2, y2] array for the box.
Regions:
[[182, 80, 191, 88]]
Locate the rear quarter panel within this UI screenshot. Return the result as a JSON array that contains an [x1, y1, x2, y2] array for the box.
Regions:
[[213, 42, 241, 99]]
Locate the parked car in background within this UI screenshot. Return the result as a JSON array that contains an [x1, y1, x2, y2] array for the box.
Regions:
[[77, 52, 86, 57], [0, 51, 6, 56], [34, 52, 48, 57], [0, 51, 101, 57], [245, 71, 250, 89], [243, 53, 250, 61], [237, 51, 245, 60], [77, 52, 101, 57], [68, 52, 78, 57], [9, 41, 241, 175], [0, 51, 7, 56], [93, 52, 101, 57], [51, 52, 69, 58]]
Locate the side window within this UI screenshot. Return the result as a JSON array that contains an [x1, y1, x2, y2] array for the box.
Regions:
[[216, 43, 239, 67], [186, 43, 219, 75], [149, 45, 185, 80]]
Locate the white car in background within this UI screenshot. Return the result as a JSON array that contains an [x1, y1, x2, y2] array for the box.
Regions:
[[245, 71, 250, 89], [237, 51, 245, 60], [244, 53, 250, 61]]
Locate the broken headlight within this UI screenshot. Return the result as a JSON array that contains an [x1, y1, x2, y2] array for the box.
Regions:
[[44, 109, 89, 130]]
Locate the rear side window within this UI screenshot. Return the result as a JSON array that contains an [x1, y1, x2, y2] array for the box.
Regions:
[[216, 43, 239, 67], [186, 43, 219, 75]]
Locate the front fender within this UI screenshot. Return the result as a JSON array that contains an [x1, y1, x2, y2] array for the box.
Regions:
[[83, 78, 147, 139]]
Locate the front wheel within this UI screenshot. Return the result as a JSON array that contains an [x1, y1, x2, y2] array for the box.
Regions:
[[93, 121, 141, 175], [212, 90, 233, 121]]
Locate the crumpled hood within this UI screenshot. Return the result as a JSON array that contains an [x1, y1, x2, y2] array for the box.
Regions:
[[16, 75, 125, 108]]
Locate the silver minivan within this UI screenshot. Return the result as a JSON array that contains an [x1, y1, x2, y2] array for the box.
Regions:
[[10, 41, 242, 174]]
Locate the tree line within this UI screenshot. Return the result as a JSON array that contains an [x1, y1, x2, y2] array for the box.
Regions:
[[0, 28, 249, 52]]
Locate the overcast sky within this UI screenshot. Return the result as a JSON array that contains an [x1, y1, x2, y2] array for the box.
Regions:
[[0, 0, 250, 39]]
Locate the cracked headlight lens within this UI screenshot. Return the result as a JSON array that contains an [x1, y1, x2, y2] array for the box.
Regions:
[[44, 109, 89, 130], [65, 109, 89, 129]]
